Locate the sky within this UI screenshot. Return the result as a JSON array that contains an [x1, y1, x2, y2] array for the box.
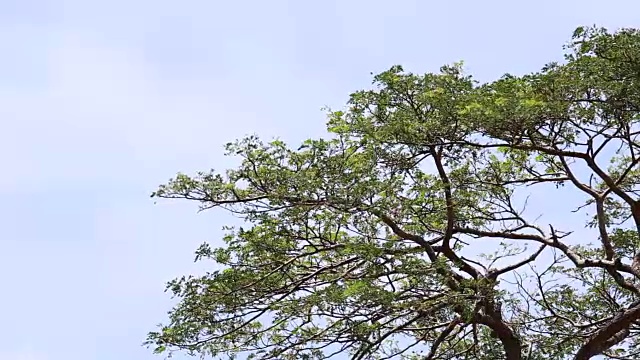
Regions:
[[0, 1, 638, 359]]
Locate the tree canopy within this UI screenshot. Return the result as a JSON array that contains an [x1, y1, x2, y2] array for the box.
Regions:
[[146, 27, 640, 360]]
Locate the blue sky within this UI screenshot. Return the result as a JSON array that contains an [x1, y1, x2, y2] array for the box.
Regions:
[[0, 1, 638, 359]]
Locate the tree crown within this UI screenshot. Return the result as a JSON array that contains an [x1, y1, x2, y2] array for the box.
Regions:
[[146, 26, 640, 360]]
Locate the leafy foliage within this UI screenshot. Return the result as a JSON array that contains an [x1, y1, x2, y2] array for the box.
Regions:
[[146, 27, 640, 360]]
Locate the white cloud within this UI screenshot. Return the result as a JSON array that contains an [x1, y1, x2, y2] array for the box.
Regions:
[[0, 348, 48, 360], [0, 27, 230, 360], [0, 29, 253, 192]]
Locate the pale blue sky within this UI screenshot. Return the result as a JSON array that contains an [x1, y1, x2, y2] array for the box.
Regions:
[[0, 1, 638, 359]]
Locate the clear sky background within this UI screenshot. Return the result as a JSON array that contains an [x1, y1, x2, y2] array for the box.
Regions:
[[0, 1, 638, 359]]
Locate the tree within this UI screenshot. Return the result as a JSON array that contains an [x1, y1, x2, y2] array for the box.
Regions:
[[145, 27, 640, 360]]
